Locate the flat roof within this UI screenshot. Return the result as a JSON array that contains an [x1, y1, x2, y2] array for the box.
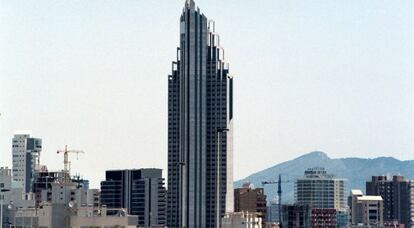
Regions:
[[357, 195, 383, 201], [351, 189, 363, 195]]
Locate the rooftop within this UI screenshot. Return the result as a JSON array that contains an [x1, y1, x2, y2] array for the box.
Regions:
[[357, 195, 383, 201], [351, 189, 363, 195]]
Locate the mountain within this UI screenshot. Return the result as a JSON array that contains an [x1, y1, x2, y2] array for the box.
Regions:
[[234, 151, 414, 203]]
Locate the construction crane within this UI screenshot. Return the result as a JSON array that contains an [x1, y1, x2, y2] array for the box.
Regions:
[[56, 145, 84, 183], [262, 174, 291, 228]]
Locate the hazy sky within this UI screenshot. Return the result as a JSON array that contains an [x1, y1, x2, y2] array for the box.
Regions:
[[1, 0, 414, 188]]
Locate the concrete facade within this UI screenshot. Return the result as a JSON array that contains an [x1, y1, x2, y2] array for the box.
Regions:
[[10, 180, 119, 228], [222, 212, 262, 228], [12, 134, 42, 193], [13, 203, 68, 227], [70, 207, 138, 228], [12, 203, 138, 228], [349, 189, 384, 227], [32, 168, 65, 205]]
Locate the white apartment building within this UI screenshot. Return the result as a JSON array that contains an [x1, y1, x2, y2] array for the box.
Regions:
[[12, 133, 42, 193], [295, 167, 346, 210]]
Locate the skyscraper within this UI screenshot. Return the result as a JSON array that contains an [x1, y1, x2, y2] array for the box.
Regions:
[[12, 134, 42, 193], [100, 169, 166, 227], [167, 0, 234, 227]]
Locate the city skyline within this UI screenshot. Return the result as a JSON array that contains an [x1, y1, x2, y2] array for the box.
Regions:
[[1, 0, 414, 190]]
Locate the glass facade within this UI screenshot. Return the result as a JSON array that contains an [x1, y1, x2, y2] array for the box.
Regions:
[[100, 169, 166, 227], [167, 1, 234, 227]]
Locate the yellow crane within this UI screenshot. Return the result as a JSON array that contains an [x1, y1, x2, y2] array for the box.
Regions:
[[56, 145, 84, 183]]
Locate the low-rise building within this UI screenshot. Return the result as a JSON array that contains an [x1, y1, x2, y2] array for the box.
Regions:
[[12, 203, 139, 228], [349, 189, 384, 227], [222, 211, 262, 228], [10, 181, 109, 227], [70, 206, 138, 228], [282, 204, 311, 228], [32, 168, 64, 205], [311, 208, 336, 228], [13, 203, 68, 227], [336, 208, 349, 228]]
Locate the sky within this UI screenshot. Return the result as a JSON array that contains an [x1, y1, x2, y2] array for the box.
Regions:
[[1, 0, 414, 188]]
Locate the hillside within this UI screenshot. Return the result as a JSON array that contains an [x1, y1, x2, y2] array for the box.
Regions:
[[234, 151, 414, 203]]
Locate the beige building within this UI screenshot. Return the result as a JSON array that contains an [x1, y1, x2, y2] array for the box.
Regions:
[[13, 203, 138, 228], [11, 181, 138, 227], [70, 206, 138, 228], [222, 211, 262, 228], [349, 189, 383, 227]]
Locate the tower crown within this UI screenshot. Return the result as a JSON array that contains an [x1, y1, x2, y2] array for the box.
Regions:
[[185, 0, 195, 10]]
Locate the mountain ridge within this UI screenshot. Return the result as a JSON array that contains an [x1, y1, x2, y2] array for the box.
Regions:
[[234, 151, 414, 203]]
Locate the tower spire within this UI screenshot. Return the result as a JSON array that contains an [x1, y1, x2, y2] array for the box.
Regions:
[[185, 0, 195, 10]]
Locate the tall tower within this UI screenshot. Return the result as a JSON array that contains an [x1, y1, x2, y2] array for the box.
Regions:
[[167, 1, 234, 227], [12, 133, 42, 193]]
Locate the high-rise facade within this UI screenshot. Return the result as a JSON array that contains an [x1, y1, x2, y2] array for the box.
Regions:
[[167, 0, 234, 227], [100, 169, 166, 227], [295, 167, 345, 210], [12, 134, 42, 193], [366, 175, 414, 227]]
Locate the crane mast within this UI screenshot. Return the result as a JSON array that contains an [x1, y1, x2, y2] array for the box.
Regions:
[[262, 174, 289, 228], [56, 145, 84, 183]]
